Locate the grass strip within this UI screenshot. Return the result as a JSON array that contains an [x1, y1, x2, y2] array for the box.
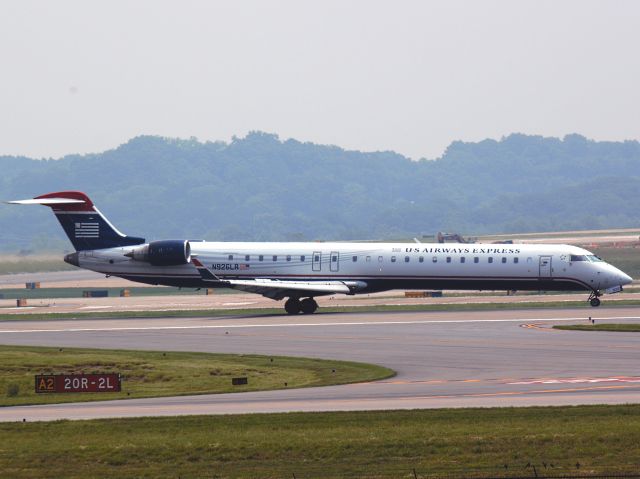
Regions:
[[0, 286, 239, 299], [0, 259, 75, 274], [554, 323, 640, 332], [2, 286, 608, 300], [1, 405, 639, 478], [2, 299, 640, 322], [0, 345, 394, 407], [0, 287, 573, 300]]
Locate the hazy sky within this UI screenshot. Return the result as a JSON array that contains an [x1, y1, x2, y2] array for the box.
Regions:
[[1, 0, 638, 159]]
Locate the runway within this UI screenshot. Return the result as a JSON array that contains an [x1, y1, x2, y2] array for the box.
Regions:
[[1, 307, 639, 421]]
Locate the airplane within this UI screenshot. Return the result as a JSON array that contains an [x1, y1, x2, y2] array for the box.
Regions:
[[8, 191, 633, 313]]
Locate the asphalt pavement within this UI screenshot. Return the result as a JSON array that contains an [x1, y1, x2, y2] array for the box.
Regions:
[[0, 307, 639, 421]]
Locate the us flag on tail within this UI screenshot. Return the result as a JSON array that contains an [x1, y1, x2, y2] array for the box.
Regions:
[[74, 222, 99, 238]]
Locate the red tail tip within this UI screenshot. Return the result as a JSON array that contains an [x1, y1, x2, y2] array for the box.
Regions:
[[35, 191, 95, 212]]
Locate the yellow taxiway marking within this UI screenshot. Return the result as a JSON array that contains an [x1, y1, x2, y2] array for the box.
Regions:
[[520, 323, 557, 331]]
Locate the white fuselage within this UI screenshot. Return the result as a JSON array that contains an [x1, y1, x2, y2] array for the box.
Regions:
[[74, 241, 632, 296]]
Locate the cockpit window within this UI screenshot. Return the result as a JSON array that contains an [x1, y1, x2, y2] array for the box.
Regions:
[[570, 254, 603, 262]]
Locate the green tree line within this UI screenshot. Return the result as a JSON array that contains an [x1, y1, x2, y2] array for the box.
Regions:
[[1, 132, 639, 251]]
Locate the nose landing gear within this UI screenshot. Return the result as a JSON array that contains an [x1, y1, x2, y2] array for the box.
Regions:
[[588, 291, 601, 307]]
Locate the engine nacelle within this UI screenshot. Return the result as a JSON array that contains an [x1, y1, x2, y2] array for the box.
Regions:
[[125, 240, 191, 266]]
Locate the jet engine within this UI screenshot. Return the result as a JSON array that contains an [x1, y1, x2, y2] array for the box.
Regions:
[[125, 240, 191, 266]]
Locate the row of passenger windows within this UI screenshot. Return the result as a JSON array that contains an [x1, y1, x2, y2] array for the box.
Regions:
[[229, 254, 307, 262], [391, 256, 520, 264], [227, 254, 522, 264]]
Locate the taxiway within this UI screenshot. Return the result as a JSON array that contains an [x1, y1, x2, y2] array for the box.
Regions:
[[0, 307, 639, 421]]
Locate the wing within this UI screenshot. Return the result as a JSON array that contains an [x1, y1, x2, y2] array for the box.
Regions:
[[191, 258, 365, 300], [220, 278, 352, 299]]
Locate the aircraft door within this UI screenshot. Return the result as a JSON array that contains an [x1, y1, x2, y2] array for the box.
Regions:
[[330, 251, 339, 272], [312, 251, 322, 272], [539, 256, 552, 278]]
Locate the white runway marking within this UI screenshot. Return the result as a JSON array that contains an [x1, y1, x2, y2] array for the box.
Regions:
[[0, 315, 639, 334], [509, 376, 640, 385]]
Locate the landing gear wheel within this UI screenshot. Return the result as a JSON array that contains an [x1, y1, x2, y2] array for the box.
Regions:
[[284, 298, 301, 315], [588, 290, 601, 307], [300, 298, 318, 314]]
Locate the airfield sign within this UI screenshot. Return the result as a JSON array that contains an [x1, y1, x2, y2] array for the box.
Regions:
[[35, 374, 121, 393]]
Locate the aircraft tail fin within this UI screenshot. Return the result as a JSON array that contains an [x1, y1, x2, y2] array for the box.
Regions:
[[8, 191, 145, 251]]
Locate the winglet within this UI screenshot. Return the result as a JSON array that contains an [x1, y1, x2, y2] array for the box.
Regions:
[[191, 258, 222, 281]]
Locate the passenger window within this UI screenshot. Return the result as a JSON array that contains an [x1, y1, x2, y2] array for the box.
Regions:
[[514, 257, 519, 264], [501, 257, 506, 263], [366, 256, 371, 262], [332, 255, 338, 262], [273, 255, 277, 262], [460, 257, 466, 263], [488, 257, 493, 263], [474, 257, 479, 263], [391, 256, 396, 263], [419, 256, 424, 263], [314, 255, 320, 262], [353, 256, 358, 262], [228, 254, 233, 261], [301, 255, 305, 262], [259, 255, 264, 261], [446, 257, 451, 263], [404, 256, 410, 262], [286, 255, 291, 262], [432, 257, 437, 263], [245, 255, 250, 262]]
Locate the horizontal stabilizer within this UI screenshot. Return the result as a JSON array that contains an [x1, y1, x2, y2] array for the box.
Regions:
[[7, 198, 85, 205]]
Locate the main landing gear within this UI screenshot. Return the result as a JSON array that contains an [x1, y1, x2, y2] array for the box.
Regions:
[[588, 291, 601, 307], [284, 297, 318, 314]]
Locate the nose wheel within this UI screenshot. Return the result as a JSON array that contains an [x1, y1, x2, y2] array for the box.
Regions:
[[588, 291, 601, 307]]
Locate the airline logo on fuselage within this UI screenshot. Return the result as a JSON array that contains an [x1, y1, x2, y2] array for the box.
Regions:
[[405, 247, 521, 254], [74, 222, 99, 238]]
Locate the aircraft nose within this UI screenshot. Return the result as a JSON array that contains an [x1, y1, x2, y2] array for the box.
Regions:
[[619, 272, 633, 286]]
